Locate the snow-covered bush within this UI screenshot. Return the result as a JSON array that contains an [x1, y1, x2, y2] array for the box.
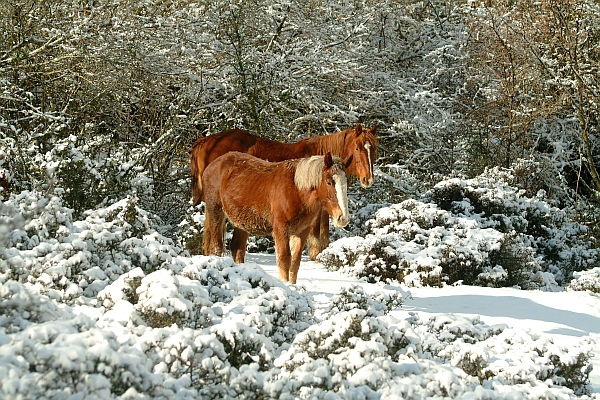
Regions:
[[0, 281, 65, 332], [0, 202, 594, 399], [428, 174, 598, 283], [424, 314, 593, 396], [274, 309, 421, 396], [318, 198, 520, 288], [0, 282, 160, 399], [567, 268, 600, 294], [179, 204, 205, 256], [319, 173, 599, 289], [0, 192, 181, 301], [1, 218, 322, 399], [268, 307, 593, 399], [0, 133, 153, 219], [0, 150, 10, 198], [322, 284, 404, 319]]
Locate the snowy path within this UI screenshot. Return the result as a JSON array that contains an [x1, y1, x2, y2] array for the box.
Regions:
[[245, 252, 600, 394]]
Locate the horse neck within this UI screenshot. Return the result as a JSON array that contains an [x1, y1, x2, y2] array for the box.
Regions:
[[310, 131, 348, 158], [292, 159, 328, 212], [297, 186, 325, 215], [282, 140, 310, 159]]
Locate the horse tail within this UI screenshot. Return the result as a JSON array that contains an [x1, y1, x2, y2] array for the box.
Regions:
[[190, 136, 208, 206]]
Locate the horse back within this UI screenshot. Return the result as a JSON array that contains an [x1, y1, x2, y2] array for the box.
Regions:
[[192, 129, 258, 165], [248, 136, 311, 161], [204, 152, 300, 236], [190, 129, 259, 205]]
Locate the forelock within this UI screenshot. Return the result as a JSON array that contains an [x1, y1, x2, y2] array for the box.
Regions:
[[362, 129, 377, 150], [294, 155, 345, 190]]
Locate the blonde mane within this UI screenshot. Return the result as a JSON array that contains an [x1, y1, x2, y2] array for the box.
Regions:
[[294, 155, 345, 190]]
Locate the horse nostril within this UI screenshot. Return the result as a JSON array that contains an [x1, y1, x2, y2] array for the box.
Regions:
[[336, 215, 349, 228]]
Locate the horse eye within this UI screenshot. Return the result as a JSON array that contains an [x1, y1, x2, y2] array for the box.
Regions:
[[327, 180, 333, 186]]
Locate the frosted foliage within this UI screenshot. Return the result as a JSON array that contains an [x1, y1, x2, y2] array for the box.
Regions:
[[0, 190, 595, 398], [1, 193, 180, 301], [319, 175, 598, 289], [568, 268, 600, 294]]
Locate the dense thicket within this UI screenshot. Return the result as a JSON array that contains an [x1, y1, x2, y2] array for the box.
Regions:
[[1, 0, 600, 231], [2, 3, 599, 396]]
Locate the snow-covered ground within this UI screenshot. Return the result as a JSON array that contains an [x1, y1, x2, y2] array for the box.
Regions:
[[2, 193, 599, 398], [246, 252, 600, 394]]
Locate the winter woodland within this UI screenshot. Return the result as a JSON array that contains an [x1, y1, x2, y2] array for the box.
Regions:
[[1, 0, 600, 398]]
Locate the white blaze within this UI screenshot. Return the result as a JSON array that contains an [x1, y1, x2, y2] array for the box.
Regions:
[[333, 171, 349, 227], [365, 142, 374, 185]]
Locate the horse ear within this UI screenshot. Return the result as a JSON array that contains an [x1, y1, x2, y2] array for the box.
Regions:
[[324, 152, 333, 168], [370, 125, 377, 136], [344, 154, 353, 169], [355, 124, 363, 136]]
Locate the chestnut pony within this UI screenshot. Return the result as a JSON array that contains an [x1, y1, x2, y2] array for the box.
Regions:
[[190, 124, 377, 259], [202, 152, 351, 284]]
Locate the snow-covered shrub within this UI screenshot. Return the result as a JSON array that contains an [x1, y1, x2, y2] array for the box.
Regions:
[[425, 316, 594, 396], [430, 176, 598, 283], [0, 283, 160, 398], [268, 307, 594, 398], [323, 284, 404, 319], [133, 268, 212, 328], [0, 192, 182, 301], [314, 236, 365, 273], [179, 204, 205, 256], [319, 199, 511, 287], [423, 314, 507, 357], [10, 134, 152, 219], [148, 326, 232, 397], [212, 322, 275, 371], [0, 150, 11, 198], [0, 281, 65, 333], [0, 251, 595, 399], [320, 174, 598, 289], [547, 351, 593, 396], [474, 232, 539, 288], [275, 309, 421, 395], [567, 267, 600, 294], [95, 255, 318, 396]]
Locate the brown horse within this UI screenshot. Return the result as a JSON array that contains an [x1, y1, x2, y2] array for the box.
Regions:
[[190, 124, 377, 259], [202, 152, 351, 284]]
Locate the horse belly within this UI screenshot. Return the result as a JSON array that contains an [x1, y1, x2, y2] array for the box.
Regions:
[[227, 211, 272, 236], [221, 181, 273, 236]]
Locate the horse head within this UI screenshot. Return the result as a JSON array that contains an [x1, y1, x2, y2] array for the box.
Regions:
[[344, 124, 377, 188], [320, 152, 352, 228]]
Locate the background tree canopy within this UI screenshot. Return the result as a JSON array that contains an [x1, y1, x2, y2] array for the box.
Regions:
[[1, 0, 599, 234]]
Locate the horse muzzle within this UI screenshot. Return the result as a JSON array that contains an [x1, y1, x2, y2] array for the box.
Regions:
[[332, 214, 349, 228], [361, 176, 374, 188]]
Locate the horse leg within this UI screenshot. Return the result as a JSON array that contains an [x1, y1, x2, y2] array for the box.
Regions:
[[203, 204, 226, 256], [289, 234, 308, 284], [230, 227, 249, 264], [203, 209, 214, 256], [273, 228, 291, 282], [319, 210, 331, 253], [307, 209, 330, 261], [307, 213, 322, 261]]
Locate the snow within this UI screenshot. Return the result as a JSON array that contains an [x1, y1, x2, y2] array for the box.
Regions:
[[247, 252, 600, 396], [1, 192, 599, 398]]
